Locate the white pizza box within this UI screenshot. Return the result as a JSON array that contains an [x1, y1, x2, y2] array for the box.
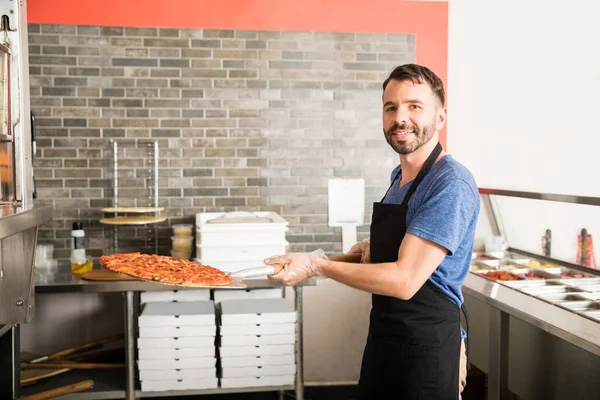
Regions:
[[220, 354, 295, 368], [139, 325, 216, 338], [220, 322, 295, 336], [139, 367, 217, 381], [219, 344, 295, 357], [140, 377, 218, 392], [221, 364, 296, 378], [138, 357, 216, 370], [220, 333, 295, 347], [137, 336, 215, 349], [220, 375, 294, 389], [219, 299, 296, 326], [197, 242, 287, 263], [140, 290, 210, 304], [196, 211, 288, 246], [138, 347, 215, 360], [138, 301, 215, 327], [213, 288, 283, 303]]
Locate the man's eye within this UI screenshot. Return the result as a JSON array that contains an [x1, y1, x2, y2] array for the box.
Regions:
[[409, 105, 421, 110], [385, 107, 396, 112]]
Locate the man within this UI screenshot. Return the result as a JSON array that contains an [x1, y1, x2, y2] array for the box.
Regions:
[[265, 64, 479, 399]]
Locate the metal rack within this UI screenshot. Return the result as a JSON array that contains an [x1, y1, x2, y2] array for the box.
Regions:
[[20, 276, 313, 400], [100, 140, 165, 255], [464, 188, 600, 400]]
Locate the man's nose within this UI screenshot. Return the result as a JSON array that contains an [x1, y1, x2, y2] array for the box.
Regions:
[[395, 109, 409, 124]]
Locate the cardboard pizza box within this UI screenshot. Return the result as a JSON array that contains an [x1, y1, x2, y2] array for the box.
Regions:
[[219, 298, 296, 326], [138, 300, 216, 327]]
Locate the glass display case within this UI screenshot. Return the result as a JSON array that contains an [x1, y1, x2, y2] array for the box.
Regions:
[[472, 188, 600, 324]]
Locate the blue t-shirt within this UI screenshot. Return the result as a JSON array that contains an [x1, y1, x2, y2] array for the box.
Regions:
[[383, 154, 480, 309]]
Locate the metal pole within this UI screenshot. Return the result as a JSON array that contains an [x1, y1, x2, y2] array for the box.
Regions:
[[124, 292, 136, 400], [488, 309, 510, 400], [294, 286, 304, 400]]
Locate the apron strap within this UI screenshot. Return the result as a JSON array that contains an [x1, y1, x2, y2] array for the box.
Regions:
[[401, 141, 443, 206], [380, 141, 443, 204], [380, 168, 402, 202]]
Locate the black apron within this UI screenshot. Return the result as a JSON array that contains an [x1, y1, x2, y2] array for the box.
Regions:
[[357, 142, 462, 400]]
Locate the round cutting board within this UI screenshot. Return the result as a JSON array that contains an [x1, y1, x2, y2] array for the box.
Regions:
[[80, 270, 139, 281]]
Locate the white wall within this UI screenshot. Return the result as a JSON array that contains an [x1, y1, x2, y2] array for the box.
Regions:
[[447, 0, 600, 264]]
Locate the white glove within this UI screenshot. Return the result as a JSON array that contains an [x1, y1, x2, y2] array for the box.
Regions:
[[264, 249, 328, 286], [348, 238, 371, 263]]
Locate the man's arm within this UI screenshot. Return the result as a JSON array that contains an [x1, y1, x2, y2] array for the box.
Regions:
[[318, 233, 447, 300]]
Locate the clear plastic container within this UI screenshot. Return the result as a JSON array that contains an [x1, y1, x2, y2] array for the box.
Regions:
[[172, 224, 193, 237], [170, 250, 192, 260], [172, 235, 193, 252]]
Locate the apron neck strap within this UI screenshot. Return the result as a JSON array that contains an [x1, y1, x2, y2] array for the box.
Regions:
[[380, 141, 443, 204]]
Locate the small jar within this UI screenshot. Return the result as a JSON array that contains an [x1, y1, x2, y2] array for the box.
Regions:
[[172, 224, 193, 237], [72, 256, 93, 275]]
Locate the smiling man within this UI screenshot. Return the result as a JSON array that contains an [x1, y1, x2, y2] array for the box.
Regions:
[[266, 64, 480, 399]]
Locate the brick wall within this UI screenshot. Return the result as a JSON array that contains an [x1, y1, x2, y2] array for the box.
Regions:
[[28, 24, 415, 258]]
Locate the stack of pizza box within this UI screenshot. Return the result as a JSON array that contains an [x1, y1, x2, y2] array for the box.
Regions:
[[195, 211, 289, 276], [137, 295, 218, 392], [217, 297, 297, 388]]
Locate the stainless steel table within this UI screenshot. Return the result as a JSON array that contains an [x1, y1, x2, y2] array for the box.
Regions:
[[27, 270, 316, 400], [462, 272, 600, 400]]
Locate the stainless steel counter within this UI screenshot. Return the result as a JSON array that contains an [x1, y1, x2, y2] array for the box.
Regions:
[[35, 268, 316, 293], [30, 267, 313, 400], [462, 271, 600, 400], [463, 273, 600, 356]]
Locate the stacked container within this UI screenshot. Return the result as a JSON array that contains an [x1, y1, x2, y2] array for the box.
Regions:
[[195, 212, 288, 275], [137, 298, 218, 392], [217, 298, 297, 389], [171, 224, 193, 260]]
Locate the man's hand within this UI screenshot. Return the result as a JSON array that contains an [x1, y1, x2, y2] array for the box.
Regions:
[[348, 238, 371, 263], [264, 249, 328, 286]]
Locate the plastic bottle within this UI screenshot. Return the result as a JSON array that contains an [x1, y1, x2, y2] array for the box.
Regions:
[[71, 222, 86, 260]]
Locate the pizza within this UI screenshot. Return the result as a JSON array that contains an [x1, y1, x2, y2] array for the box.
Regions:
[[99, 252, 232, 286]]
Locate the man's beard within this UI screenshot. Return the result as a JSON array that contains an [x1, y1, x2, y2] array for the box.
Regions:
[[384, 120, 436, 155]]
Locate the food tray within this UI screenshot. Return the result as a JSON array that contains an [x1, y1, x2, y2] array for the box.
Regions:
[[553, 268, 598, 279], [557, 300, 595, 311], [501, 279, 559, 289], [559, 277, 600, 286], [584, 311, 600, 321], [521, 269, 562, 280], [572, 285, 600, 293], [537, 293, 588, 302], [580, 292, 600, 301], [474, 270, 524, 281], [519, 285, 577, 295], [513, 259, 561, 269]]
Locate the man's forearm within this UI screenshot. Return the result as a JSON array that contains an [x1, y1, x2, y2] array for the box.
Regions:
[[320, 259, 407, 299], [328, 253, 362, 263]]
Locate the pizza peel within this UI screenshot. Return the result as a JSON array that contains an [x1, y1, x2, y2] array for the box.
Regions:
[[99, 260, 285, 289]]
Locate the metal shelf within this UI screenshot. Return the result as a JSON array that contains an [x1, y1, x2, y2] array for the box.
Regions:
[[137, 384, 295, 398]]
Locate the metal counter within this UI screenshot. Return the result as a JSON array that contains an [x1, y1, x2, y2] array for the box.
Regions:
[[27, 271, 315, 400], [35, 268, 316, 293], [462, 271, 600, 400]]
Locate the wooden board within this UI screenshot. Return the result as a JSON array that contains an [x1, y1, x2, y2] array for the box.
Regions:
[[99, 216, 166, 225], [21, 368, 71, 385], [80, 270, 139, 281], [101, 207, 164, 213]]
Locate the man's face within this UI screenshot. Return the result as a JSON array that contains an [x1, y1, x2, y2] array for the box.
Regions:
[[382, 79, 446, 155]]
